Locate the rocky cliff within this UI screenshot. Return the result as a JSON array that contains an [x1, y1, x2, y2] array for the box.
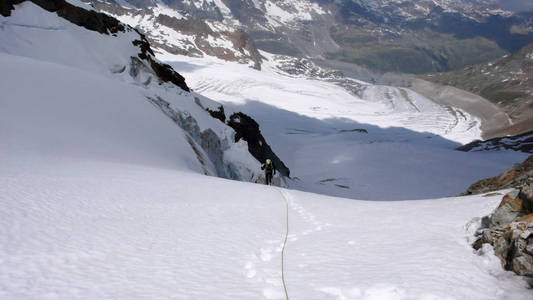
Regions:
[[472, 185, 533, 280], [462, 155, 533, 195], [205, 106, 291, 177]]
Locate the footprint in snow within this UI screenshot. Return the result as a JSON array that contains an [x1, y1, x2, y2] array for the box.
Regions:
[[260, 248, 273, 262], [244, 262, 256, 278]]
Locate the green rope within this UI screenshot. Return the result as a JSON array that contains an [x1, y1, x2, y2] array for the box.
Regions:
[[279, 189, 290, 300]]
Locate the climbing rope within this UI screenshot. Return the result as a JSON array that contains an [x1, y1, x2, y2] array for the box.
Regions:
[[278, 189, 290, 300]]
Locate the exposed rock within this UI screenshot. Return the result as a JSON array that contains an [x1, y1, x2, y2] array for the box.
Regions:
[[5, 0, 190, 92], [147, 56, 189, 91], [338, 129, 368, 134], [4, 0, 125, 34], [457, 130, 533, 154], [131, 34, 189, 91], [226, 112, 290, 178], [203, 105, 290, 178], [0, 0, 15, 16], [89, 1, 263, 69], [462, 155, 533, 195], [206, 105, 226, 123], [491, 189, 526, 227], [472, 184, 533, 279]]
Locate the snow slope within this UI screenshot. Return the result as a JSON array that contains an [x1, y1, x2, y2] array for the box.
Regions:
[[1, 154, 531, 299], [0, 1, 263, 181], [1, 2, 532, 299], [160, 52, 528, 200]]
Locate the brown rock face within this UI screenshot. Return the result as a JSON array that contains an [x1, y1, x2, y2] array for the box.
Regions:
[[462, 155, 533, 195], [491, 190, 524, 227], [473, 184, 533, 279]]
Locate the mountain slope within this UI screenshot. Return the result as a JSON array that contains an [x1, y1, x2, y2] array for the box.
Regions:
[[90, 0, 264, 69], [423, 41, 533, 136], [1, 1, 533, 298], [0, 0, 286, 182], [2, 153, 533, 299], [87, 0, 533, 74]]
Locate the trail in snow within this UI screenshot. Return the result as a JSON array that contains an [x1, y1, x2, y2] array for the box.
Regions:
[[0, 21, 66, 30], [279, 189, 291, 300], [2, 156, 531, 299]]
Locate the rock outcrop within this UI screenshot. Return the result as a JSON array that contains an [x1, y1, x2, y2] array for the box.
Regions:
[[206, 106, 290, 178], [457, 130, 533, 154], [227, 112, 290, 178], [1, 0, 124, 34], [3, 0, 190, 92], [472, 184, 533, 278], [462, 155, 533, 195]]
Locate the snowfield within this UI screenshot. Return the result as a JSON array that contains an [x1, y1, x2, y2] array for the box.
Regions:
[[1, 2, 532, 299], [1, 156, 531, 299]]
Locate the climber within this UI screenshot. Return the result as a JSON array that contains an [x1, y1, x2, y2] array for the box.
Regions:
[[261, 158, 276, 186]]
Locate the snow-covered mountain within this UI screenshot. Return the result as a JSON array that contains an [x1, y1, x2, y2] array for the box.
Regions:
[[0, 0, 288, 183], [86, 0, 533, 73], [90, 0, 264, 69], [2, 1, 533, 299]]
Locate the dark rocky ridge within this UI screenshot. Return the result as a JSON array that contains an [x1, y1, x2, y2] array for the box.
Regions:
[[131, 36, 189, 91], [0, 0, 15, 16], [1, 0, 190, 91], [227, 112, 290, 178], [1, 0, 124, 34], [458, 130, 533, 154], [206, 106, 290, 178]]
